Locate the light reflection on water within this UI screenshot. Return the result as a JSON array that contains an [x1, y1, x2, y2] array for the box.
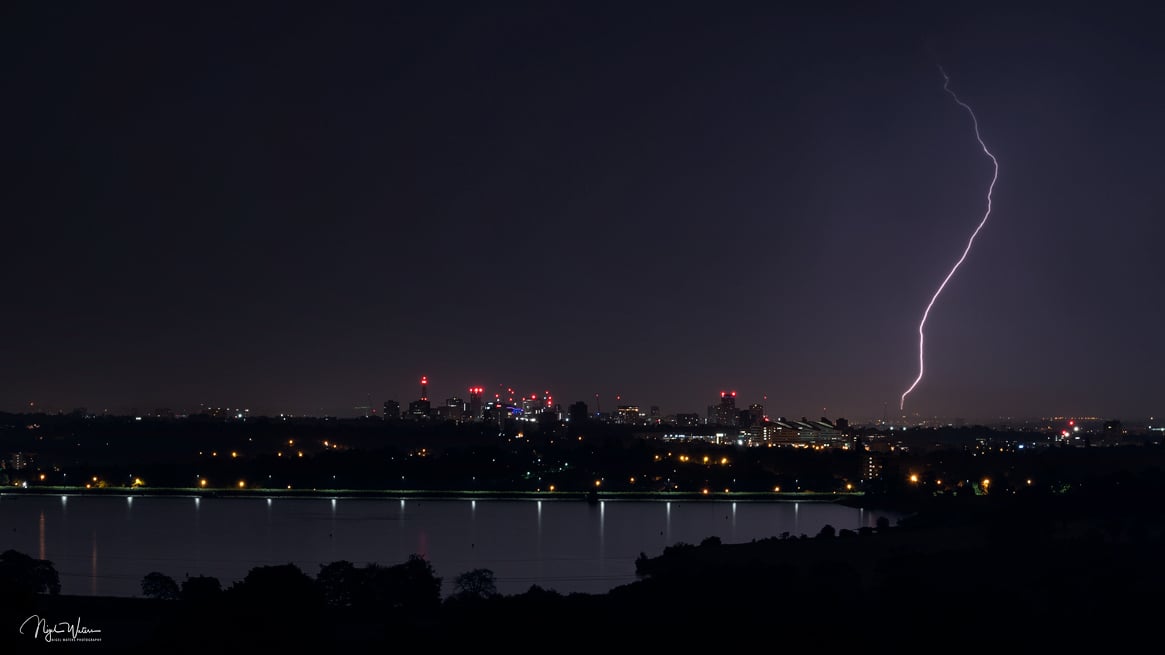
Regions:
[[0, 494, 903, 598]]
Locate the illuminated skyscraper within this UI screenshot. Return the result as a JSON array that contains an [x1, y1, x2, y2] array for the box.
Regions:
[[407, 399, 431, 421], [715, 391, 738, 426], [408, 376, 431, 420], [468, 387, 483, 420], [444, 397, 465, 422]]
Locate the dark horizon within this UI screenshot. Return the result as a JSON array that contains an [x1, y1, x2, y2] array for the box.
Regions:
[[5, 2, 1162, 421]]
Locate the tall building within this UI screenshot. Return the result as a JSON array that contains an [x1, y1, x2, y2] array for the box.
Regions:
[[383, 400, 400, 421], [445, 397, 465, 422], [740, 403, 764, 428], [569, 401, 589, 424], [468, 387, 483, 420], [715, 391, 738, 426], [407, 399, 431, 421], [616, 405, 642, 424], [407, 376, 431, 421]]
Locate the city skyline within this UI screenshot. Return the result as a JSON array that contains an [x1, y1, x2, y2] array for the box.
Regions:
[[10, 371, 1156, 427], [4, 3, 1162, 422]]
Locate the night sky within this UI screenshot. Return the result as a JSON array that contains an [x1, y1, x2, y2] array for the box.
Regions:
[[5, 2, 1162, 421]]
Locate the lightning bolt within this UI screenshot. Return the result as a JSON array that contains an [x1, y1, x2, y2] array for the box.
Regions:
[[900, 65, 999, 411]]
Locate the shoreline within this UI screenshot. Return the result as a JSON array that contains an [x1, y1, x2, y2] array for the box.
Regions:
[[1, 486, 861, 503]]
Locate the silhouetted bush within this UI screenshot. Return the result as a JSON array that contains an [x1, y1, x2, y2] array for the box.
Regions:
[[350, 554, 442, 616], [181, 575, 221, 603], [662, 541, 696, 556], [451, 568, 498, 601], [229, 563, 322, 610], [317, 560, 359, 608], [0, 549, 60, 596], [141, 571, 180, 600]]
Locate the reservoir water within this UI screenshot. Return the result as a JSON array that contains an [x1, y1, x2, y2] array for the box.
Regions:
[[0, 493, 903, 597]]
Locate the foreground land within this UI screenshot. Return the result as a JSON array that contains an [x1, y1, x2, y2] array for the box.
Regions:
[[4, 468, 1165, 650], [4, 413, 1164, 648]]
